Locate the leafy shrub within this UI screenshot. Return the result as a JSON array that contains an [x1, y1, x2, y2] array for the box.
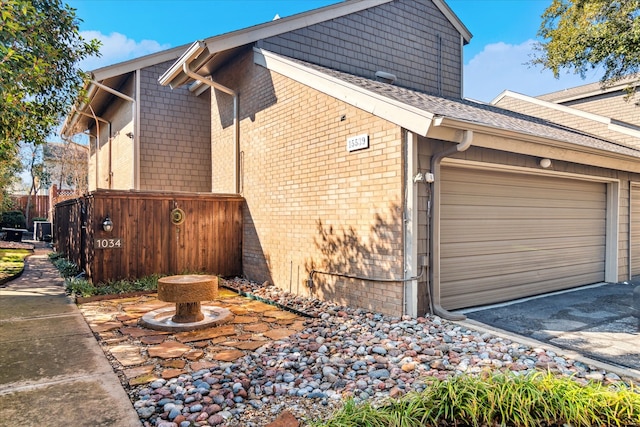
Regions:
[[52, 258, 79, 278], [1, 211, 26, 229], [315, 372, 640, 427], [65, 278, 96, 297]]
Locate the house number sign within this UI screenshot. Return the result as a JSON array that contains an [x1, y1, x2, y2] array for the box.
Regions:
[[346, 134, 369, 152], [95, 238, 122, 249]]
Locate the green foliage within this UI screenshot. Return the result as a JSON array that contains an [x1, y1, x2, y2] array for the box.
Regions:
[[51, 257, 79, 278], [532, 0, 640, 92], [65, 277, 95, 297], [1, 210, 26, 228], [0, 248, 30, 282], [95, 275, 160, 295], [0, 0, 100, 198], [314, 372, 640, 427], [64, 273, 160, 297]]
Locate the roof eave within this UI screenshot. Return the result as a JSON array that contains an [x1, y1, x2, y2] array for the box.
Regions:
[[158, 0, 396, 88]]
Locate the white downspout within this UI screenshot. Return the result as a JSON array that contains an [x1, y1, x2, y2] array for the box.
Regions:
[[430, 129, 473, 321], [182, 62, 240, 194]]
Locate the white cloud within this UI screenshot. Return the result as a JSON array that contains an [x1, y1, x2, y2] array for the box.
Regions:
[[79, 31, 171, 71], [463, 39, 602, 102]]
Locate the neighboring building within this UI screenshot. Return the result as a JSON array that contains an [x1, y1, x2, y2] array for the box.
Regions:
[[492, 77, 640, 149], [63, 0, 640, 319], [61, 46, 211, 192], [537, 76, 640, 128], [44, 141, 89, 195]]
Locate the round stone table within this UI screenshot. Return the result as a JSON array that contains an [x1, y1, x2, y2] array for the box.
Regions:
[[157, 275, 218, 323]]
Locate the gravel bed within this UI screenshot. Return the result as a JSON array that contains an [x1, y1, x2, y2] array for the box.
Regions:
[[128, 278, 629, 427]]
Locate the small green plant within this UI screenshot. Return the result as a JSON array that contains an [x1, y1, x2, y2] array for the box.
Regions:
[[65, 278, 96, 297], [48, 252, 65, 261], [313, 372, 640, 427], [51, 258, 79, 278]]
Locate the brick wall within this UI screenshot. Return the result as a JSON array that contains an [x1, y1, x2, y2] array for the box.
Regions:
[[139, 61, 212, 192], [212, 51, 406, 315], [259, 0, 463, 98]]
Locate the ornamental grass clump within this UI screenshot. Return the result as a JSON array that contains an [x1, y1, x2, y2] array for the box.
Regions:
[[314, 372, 640, 427]]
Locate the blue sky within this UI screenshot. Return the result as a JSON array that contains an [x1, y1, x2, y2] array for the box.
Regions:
[[67, 0, 604, 102]]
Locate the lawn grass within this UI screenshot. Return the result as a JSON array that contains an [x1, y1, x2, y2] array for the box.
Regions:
[[0, 248, 32, 284]]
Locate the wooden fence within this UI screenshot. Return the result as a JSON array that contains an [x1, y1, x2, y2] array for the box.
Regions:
[[54, 190, 243, 284]]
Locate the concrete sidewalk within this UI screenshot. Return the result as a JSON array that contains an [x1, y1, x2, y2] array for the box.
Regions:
[[0, 245, 141, 426]]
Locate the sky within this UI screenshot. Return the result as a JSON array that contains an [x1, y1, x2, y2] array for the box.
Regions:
[[66, 0, 605, 103]]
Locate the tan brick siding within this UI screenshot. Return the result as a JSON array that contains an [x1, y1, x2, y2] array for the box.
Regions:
[[259, 0, 462, 98], [211, 51, 406, 315], [139, 61, 211, 192]]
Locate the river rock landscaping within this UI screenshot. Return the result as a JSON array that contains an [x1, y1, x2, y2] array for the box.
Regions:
[[77, 277, 633, 427]]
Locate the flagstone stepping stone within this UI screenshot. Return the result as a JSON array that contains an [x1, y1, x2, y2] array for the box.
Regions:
[[129, 373, 158, 386], [190, 360, 217, 371], [192, 341, 209, 348], [123, 365, 155, 380], [263, 328, 297, 340], [121, 326, 169, 338], [148, 341, 191, 359], [244, 301, 275, 313], [228, 307, 249, 315], [116, 314, 137, 322], [91, 321, 123, 332], [213, 349, 245, 361], [175, 324, 236, 343], [162, 368, 186, 379], [140, 335, 167, 345], [184, 349, 204, 361], [109, 344, 146, 366], [290, 321, 306, 331], [231, 316, 259, 324], [124, 301, 172, 315], [226, 340, 269, 351], [275, 318, 295, 326], [161, 359, 186, 369], [242, 323, 270, 333], [263, 310, 299, 320], [233, 333, 253, 340]]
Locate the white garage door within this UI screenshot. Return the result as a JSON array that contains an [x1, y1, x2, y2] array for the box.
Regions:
[[441, 165, 607, 310]]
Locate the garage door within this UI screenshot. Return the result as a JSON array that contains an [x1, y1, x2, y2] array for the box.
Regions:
[[630, 184, 640, 277], [441, 165, 607, 310]]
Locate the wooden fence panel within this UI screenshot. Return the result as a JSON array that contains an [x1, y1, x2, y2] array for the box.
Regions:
[[54, 190, 243, 284]]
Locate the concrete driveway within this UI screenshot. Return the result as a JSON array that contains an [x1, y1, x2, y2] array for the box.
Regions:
[[459, 282, 640, 374]]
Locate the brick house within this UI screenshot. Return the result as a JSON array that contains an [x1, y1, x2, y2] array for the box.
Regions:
[[64, 0, 640, 319]]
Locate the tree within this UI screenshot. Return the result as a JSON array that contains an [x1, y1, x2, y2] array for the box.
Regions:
[[532, 0, 640, 93], [43, 140, 88, 194], [0, 0, 100, 200]]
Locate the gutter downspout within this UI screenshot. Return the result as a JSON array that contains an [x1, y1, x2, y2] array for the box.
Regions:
[[90, 80, 137, 189], [86, 105, 113, 190], [429, 129, 473, 321], [182, 62, 240, 194]]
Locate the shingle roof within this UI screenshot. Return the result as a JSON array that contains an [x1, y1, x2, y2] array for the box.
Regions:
[[294, 58, 640, 159]]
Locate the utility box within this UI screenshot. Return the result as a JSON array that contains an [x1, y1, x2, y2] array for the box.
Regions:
[[33, 221, 52, 242]]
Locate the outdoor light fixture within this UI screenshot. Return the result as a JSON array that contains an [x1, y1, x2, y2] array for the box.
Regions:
[[102, 216, 113, 232], [539, 158, 552, 169]]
